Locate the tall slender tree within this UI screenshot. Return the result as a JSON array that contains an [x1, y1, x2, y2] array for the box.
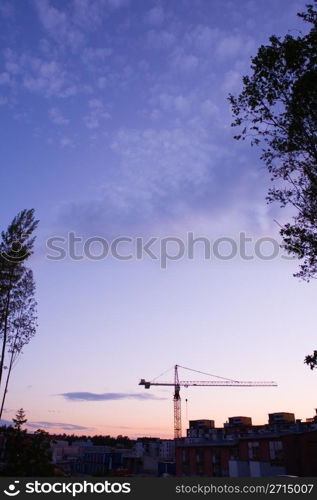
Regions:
[[0, 209, 38, 402], [0, 269, 37, 419]]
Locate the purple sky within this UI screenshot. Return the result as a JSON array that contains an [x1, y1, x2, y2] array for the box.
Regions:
[[1, 0, 317, 438]]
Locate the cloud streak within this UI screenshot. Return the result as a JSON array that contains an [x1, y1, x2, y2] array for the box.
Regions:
[[61, 392, 166, 402], [1, 419, 91, 431], [27, 421, 92, 431]]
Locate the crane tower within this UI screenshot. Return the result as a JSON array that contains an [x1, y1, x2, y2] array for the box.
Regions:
[[139, 364, 277, 439]]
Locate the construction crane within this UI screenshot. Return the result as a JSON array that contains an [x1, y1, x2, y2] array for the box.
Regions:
[[139, 364, 277, 439]]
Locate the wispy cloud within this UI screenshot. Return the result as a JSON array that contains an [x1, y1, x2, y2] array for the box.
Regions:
[[107, 0, 130, 8], [33, 0, 85, 50], [144, 6, 165, 26], [33, 0, 129, 50], [60, 136, 74, 148], [3, 49, 77, 98], [0, 419, 12, 426], [57, 120, 232, 235], [216, 34, 255, 59], [1, 418, 91, 431], [27, 421, 92, 431], [84, 99, 111, 129], [82, 47, 113, 64], [49, 107, 69, 125], [61, 392, 166, 401]]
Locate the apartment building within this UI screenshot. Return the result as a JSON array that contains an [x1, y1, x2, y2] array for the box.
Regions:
[[176, 410, 317, 477]]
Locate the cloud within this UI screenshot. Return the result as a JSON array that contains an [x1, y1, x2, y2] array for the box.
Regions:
[[216, 34, 255, 59], [144, 6, 164, 26], [155, 92, 192, 114], [0, 73, 10, 85], [49, 107, 69, 125], [57, 122, 230, 235], [97, 76, 107, 89], [147, 30, 176, 49], [23, 59, 69, 95], [183, 25, 219, 52], [27, 421, 92, 431], [109, 126, 215, 191], [72, 0, 106, 30], [107, 0, 129, 8], [3, 49, 77, 98], [200, 99, 218, 116], [170, 50, 199, 73], [82, 47, 112, 64], [34, 0, 128, 50], [83, 98, 111, 129], [34, 0, 84, 50], [222, 70, 242, 92], [0, 419, 11, 426], [0, 418, 92, 431], [61, 392, 166, 401], [60, 136, 74, 147], [57, 114, 271, 238]]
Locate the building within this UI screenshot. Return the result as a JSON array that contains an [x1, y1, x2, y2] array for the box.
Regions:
[[186, 419, 221, 443], [159, 439, 175, 460], [268, 412, 295, 426], [134, 437, 175, 475], [176, 410, 317, 477], [135, 438, 160, 458], [75, 449, 123, 475], [226, 416, 252, 427], [51, 440, 139, 476]]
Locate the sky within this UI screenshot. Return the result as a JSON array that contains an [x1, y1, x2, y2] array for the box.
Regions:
[[1, 0, 317, 439]]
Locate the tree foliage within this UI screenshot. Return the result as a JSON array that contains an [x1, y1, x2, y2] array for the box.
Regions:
[[0, 410, 54, 476], [0, 270, 37, 418], [12, 407, 27, 430], [229, 2, 317, 280], [304, 350, 317, 369], [0, 210, 38, 417]]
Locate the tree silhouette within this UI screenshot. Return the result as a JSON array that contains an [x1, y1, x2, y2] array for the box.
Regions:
[[12, 408, 27, 431], [1, 410, 55, 476], [229, 3, 317, 281], [0, 270, 37, 418], [0, 209, 38, 411], [229, 2, 317, 370]]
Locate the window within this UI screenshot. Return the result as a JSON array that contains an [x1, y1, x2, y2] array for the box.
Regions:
[[269, 441, 283, 462], [248, 441, 260, 460], [196, 450, 203, 463]]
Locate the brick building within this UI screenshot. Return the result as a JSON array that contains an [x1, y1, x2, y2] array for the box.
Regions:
[[176, 411, 317, 477]]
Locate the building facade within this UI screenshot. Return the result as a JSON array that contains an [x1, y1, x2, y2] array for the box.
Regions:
[[176, 411, 317, 477]]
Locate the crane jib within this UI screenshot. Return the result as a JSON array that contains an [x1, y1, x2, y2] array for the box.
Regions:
[[139, 379, 277, 387], [139, 366, 277, 439]]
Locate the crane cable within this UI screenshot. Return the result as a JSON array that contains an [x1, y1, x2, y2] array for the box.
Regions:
[[150, 365, 174, 383], [178, 364, 238, 383]]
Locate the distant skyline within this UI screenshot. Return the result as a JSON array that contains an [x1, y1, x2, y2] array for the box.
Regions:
[[1, 0, 317, 439]]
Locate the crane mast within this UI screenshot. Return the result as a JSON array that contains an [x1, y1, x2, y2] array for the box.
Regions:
[[173, 365, 181, 439], [139, 364, 277, 439]]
